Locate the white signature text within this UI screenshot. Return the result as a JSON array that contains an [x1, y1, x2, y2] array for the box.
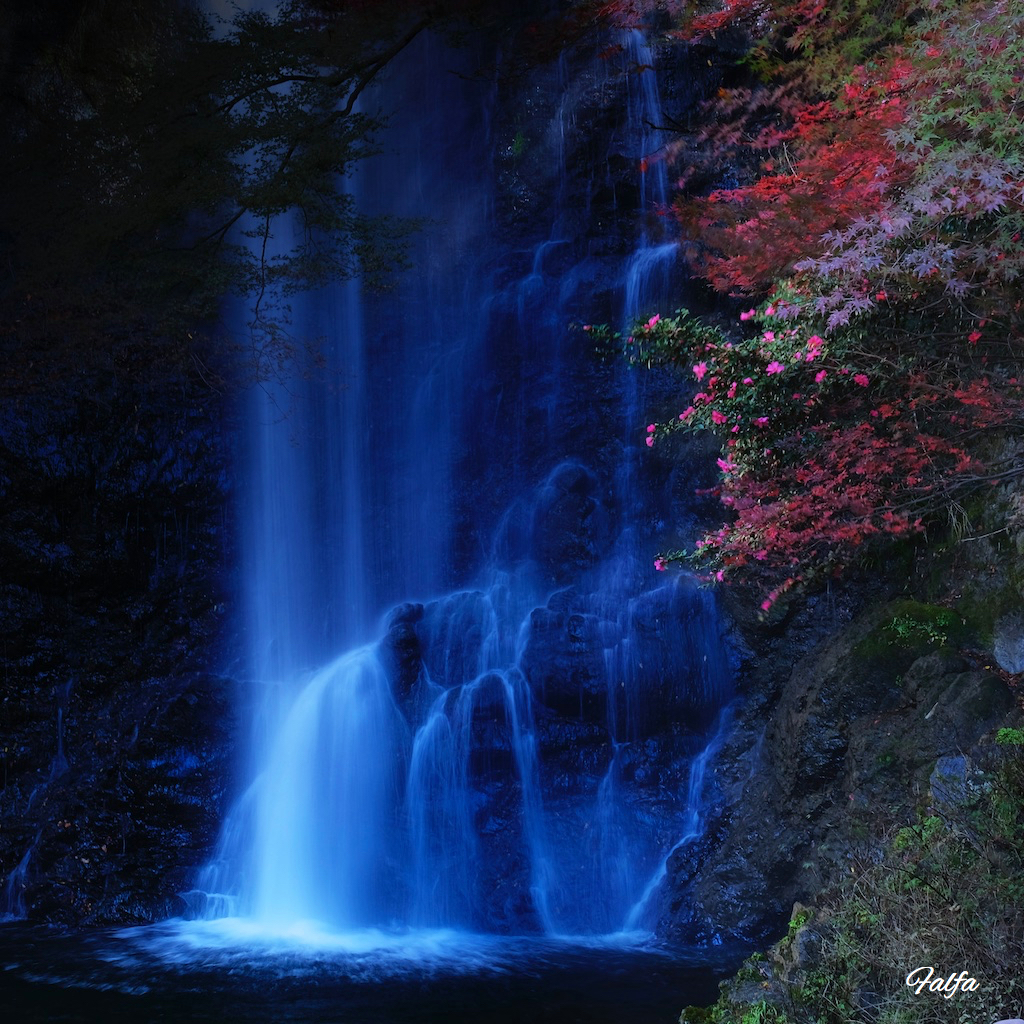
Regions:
[[905, 966, 979, 999]]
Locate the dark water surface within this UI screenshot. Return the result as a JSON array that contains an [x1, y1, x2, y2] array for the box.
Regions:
[[0, 922, 739, 1023]]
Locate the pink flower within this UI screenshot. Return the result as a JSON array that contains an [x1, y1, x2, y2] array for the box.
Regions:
[[582, 324, 592, 331], [711, 409, 728, 425], [716, 457, 734, 472], [693, 362, 708, 381], [654, 558, 665, 571], [815, 369, 827, 383], [765, 304, 776, 316], [731, 424, 740, 433], [807, 335, 823, 350], [646, 313, 662, 329], [968, 330, 982, 344], [754, 416, 769, 426], [765, 361, 785, 375], [646, 423, 656, 433], [727, 382, 737, 398], [645, 435, 654, 447], [763, 331, 775, 342], [794, 351, 803, 360], [876, 290, 887, 301], [739, 308, 756, 321], [760, 599, 772, 611], [715, 569, 725, 582], [743, 377, 753, 385], [679, 407, 695, 420], [853, 373, 869, 387]]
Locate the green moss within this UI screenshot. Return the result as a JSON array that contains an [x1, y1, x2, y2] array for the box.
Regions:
[[853, 600, 969, 661], [733, 965, 764, 984], [997, 727, 1024, 746], [679, 1006, 714, 1024], [953, 582, 1022, 650], [787, 908, 811, 936]]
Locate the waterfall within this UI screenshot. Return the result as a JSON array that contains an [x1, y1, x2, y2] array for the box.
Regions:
[[195, 17, 731, 941], [1, 677, 74, 920], [1, 843, 34, 921]]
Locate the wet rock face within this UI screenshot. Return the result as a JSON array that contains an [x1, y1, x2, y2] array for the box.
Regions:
[[2, 672, 236, 925], [993, 612, 1024, 673], [0, 558, 237, 924], [0, 332, 236, 923], [345, 26, 736, 936], [374, 565, 733, 935], [380, 602, 425, 699], [531, 463, 613, 585], [519, 604, 608, 721], [657, 599, 1020, 946], [518, 581, 726, 739]]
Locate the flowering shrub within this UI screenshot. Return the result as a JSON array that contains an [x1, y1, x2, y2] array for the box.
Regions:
[[588, 0, 1024, 607], [598, 294, 1021, 607]]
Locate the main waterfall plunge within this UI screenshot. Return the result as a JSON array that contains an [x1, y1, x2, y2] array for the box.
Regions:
[[196, 27, 732, 941]]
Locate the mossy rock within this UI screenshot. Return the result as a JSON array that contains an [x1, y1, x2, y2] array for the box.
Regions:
[[679, 1006, 714, 1024], [954, 583, 1023, 649], [853, 600, 969, 662]]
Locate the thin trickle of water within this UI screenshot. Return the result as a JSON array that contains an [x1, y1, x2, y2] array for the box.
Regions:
[[624, 242, 679, 326], [2, 678, 75, 917], [2, 833, 38, 920], [52, 678, 72, 778], [626, 31, 669, 214], [616, 31, 679, 577], [502, 672, 557, 935], [624, 709, 731, 931], [407, 684, 478, 928]]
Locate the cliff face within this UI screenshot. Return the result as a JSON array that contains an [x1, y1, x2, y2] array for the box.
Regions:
[[672, 501, 1024, 1021], [500, 18, 1024, 946], [653, 479, 1024, 947], [0, 12, 725, 929], [0, 334, 236, 923], [4, 3, 1019, 943], [0, 0, 239, 925]]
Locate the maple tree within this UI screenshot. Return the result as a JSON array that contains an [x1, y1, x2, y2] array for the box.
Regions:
[[611, 0, 1024, 604]]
